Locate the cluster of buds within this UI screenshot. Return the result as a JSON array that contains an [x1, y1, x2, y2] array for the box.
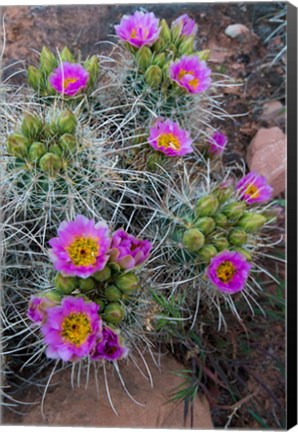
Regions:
[[27, 46, 99, 98], [27, 215, 152, 362], [115, 11, 211, 94], [6, 110, 78, 178], [173, 173, 275, 293]]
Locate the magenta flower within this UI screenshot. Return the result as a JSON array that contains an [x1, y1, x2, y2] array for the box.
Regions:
[[208, 131, 228, 155], [148, 118, 193, 157], [171, 14, 198, 37], [207, 250, 251, 294], [27, 296, 57, 324], [236, 172, 273, 204], [41, 296, 102, 362], [110, 229, 152, 270], [49, 62, 89, 96], [91, 327, 128, 362], [169, 55, 212, 94], [49, 215, 111, 279], [115, 11, 160, 48]]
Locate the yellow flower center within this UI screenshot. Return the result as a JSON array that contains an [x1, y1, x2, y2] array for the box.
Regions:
[[61, 312, 92, 346], [216, 261, 236, 283], [157, 133, 181, 150], [245, 184, 260, 199], [131, 28, 137, 38], [67, 236, 99, 267], [177, 69, 199, 88], [63, 77, 78, 89]]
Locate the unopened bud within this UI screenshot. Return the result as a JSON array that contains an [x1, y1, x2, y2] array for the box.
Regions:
[[94, 298, 105, 311], [228, 229, 247, 246], [49, 144, 63, 157], [147, 151, 162, 171], [136, 46, 152, 72], [223, 202, 246, 220], [57, 110, 77, 135], [115, 273, 139, 294], [104, 302, 125, 325], [21, 113, 43, 140], [171, 21, 183, 43], [54, 273, 78, 294], [194, 217, 215, 235], [105, 285, 122, 302], [28, 142, 47, 163], [182, 228, 205, 252], [196, 195, 219, 217], [39, 153, 62, 177], [159, 19, 172, 45], [238, 212, 267, 233], [7, 134, 29, 158], [198, 244, 217, 261], [152, 52, 166, 68], [27, 65, 41, 91], [214, 213, 228, 227], [79, 277, 96, 292], [84, 55, 99, 87], [40, 46, 57, 75], [59, 133, 77, 155], [60, 46, 75, 63], [196, 49, 210, 61], [93, 266, 111, 282], [213, 184, 234, 203], [178, 36, 195, 55], [212, 237, 229, 251], [42, 290, 62, 303], [144, 65, 162, 89]]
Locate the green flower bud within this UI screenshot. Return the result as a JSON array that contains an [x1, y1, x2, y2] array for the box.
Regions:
[[93, 266, 112, 282], [109, 262, 121, 273], [147, 151, 163, 171], [115, 273, 139, 294], [233, 247, 252, 261], [39, 153, 62, 177], [144, 65, 162, 89], [212, 237, 229, 251], [222, 202, 246, 220], [182, 228, 205, 252], [198, 245, 218, 262], [178, 37, 195, 55], [196, 49, 210, 61], [54, 273, 78, 294], [159, 19, 172, 46], [42, 289, 62, 302], [79, 277, 96, 292], [21, 113, 43, 140], [49, 144, 63, 157], [152, 52, 166, 68], [237, 212, 267, 233], [136, 46, 152, 72], [214, 213, 228, 227], [213, 185, 234, 204], [104, 285, 122, 302], [84, 55, 100, 87], [60, 46, 75, 63], [104, 302, 125, 325], [171, 22, 183, 44], [40, 46, 57, 75], [59, 133, 77, 155], [7, 134, 30, 158], [27, 65, 42, 90], [94, 298, 105, 311], [228, 229, 248, 246], [56, 110, 77, 135], [196, 195, 219, 217], [194, 217, 215, 235], [28, 142, 47, 163]]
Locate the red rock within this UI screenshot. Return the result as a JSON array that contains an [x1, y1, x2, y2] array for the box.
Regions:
[[3, 355, 213, 428], [246, 127, 286, 197], [260, 101, 284, 121], [224, 24, 258, 43]]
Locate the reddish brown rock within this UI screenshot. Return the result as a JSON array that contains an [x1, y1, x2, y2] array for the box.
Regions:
[[246, 127, 286, 196], [4, 355, 213, 428], [260, 101, 284, 122]]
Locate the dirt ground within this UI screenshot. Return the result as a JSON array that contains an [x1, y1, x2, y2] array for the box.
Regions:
[[1, 2, 286, 429]]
